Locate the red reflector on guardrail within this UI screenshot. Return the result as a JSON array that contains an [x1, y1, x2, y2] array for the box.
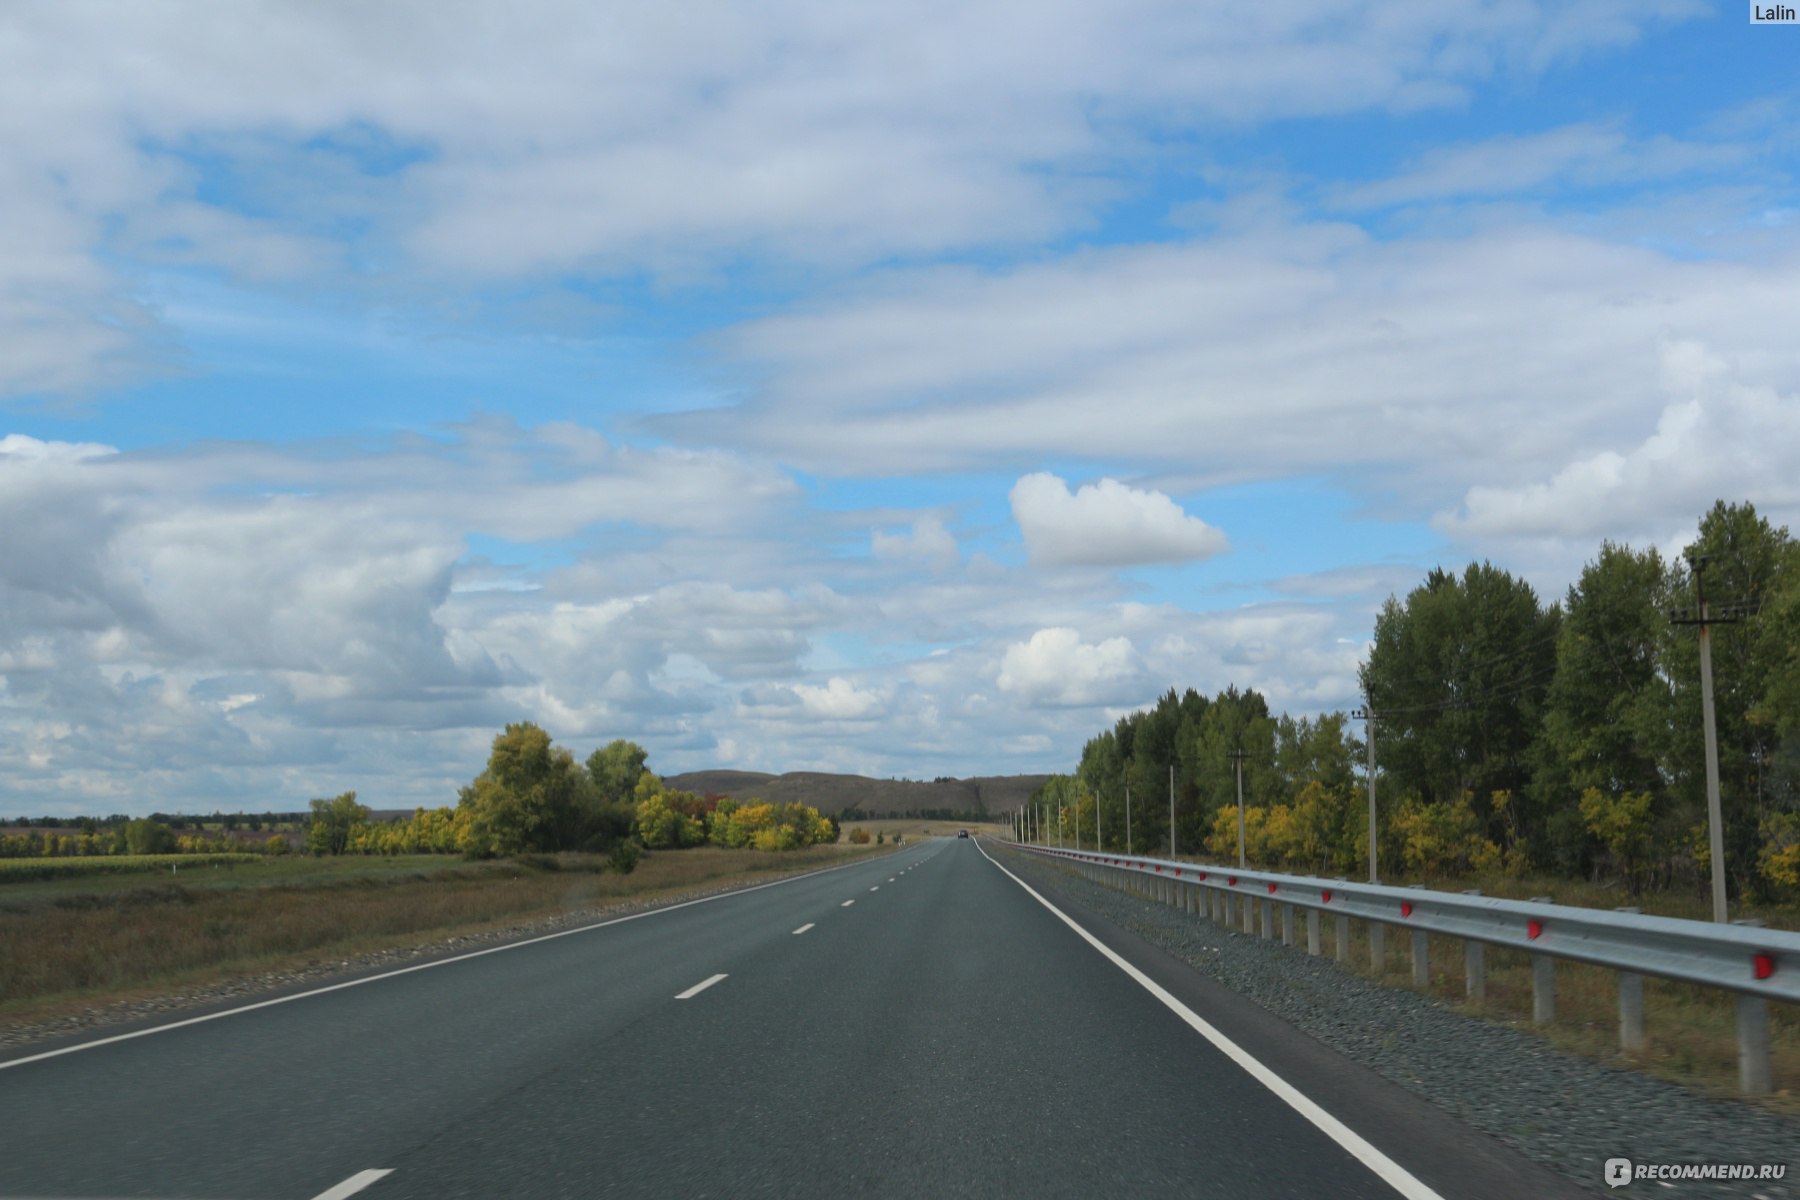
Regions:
[[1228, 876, 1237, 886], [1267, 883, 1277, 894], [1401, 901, 1414, 918], [1320, 889, 1332, 903], [1754, 953, 1776, 980], [1527, 920, 1543, 940]]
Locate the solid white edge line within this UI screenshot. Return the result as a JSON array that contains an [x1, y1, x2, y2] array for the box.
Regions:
[[792, 923, 815, 935], [976, 842, 1445, 1200], [0, 850, 892, 1073], [311, 1168, 394, 1200], [674, 973, 728, 1000]]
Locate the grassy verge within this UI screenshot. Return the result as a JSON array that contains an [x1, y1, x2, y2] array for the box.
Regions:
[[0, 843, 894, 1027], [1332, 917, 1800, 1115]]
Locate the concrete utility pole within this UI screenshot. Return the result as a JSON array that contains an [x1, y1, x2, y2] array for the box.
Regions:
[[1353, 705, 1378, 883], [1230, 745, 1247, 869], [1169, 763, 1176, 857], [1125, 784, 1132, 853], [1096, 789, 1103, 850], [1671, 554, 1741, 924], [1057, 795, 1064, 848]]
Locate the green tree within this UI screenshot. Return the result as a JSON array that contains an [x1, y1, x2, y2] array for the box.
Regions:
[[306, 792, 370, 856], [1360, 562, 1559, 844], [1530, 541, 1678, 876], [458, 724, 598, 857], [586, 740, 649, 807], [124, 818, 176, 855], [1663, 502, 1796, 897], [633, 774, 704, 849]]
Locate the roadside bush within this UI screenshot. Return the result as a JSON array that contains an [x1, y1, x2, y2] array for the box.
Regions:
[[848, 827, 871, 844], [608, 840, 641, 875]]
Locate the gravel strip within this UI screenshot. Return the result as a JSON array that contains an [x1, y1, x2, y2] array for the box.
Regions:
[[1000, 848, 1799, 1200], [0, 870, 816, 1055]]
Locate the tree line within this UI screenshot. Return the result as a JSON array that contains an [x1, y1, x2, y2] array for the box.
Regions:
[[1036, 500, 1800, 901], [300, 724, 837, 863], [6, 725, 839, 866]]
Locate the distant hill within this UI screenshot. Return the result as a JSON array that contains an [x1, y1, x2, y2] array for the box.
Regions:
[[661, 770, 1052, 818]]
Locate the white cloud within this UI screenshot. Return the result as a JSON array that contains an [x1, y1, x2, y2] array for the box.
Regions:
[[0, 434, 117, 461], [997, 627, 1143, 707], [1011, 472, 1226, 567], [872, 517, 958, 570], [0, 0, 1705, 399], [1332, 122, 1744, 210], [679, 225, 1800, 509], [1435, 340, 1800, 544], [791, 677, 884, 720]]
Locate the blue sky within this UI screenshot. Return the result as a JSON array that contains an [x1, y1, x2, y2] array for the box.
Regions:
[[1, 1, 1796, 815]]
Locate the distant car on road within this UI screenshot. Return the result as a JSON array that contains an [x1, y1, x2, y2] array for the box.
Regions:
[[958, 829, 969, 838]]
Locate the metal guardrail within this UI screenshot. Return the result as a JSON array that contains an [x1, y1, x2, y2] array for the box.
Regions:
[[999, 840, 1798, 1094]]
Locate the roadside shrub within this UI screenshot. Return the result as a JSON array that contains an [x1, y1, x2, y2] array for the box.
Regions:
[[607, 840, 641, 875], [848, 827, 871, 845]]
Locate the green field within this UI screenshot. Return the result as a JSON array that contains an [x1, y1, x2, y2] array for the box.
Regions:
[[0, 854, 262, 884]]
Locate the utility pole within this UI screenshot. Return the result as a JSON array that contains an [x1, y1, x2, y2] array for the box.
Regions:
[[1670, 554, 1744, 924], [1057, 794, 1063, 848], [1353, 704, 1377, 883], [1125, 783, 1132, 853], [1097, 789, 1103, 850], [1230, 745, 1247, 869], [1169, 763, 1176, 857]]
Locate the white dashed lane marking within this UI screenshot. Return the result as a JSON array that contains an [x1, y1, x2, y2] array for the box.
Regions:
[[312, 1170, 394, 1200], [675, 974, 728, 1000], [792, 923, 815, 935], [841, 899, 855, 907]]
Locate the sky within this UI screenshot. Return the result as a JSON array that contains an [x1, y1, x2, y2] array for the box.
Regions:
[[2, 1, 1797, 817]]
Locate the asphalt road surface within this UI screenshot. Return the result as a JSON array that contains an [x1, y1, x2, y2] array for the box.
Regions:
[[0, 839, 1590, 1199]]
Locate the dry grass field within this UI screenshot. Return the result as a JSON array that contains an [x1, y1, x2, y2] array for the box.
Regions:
[[0, 843, 898, 1026]]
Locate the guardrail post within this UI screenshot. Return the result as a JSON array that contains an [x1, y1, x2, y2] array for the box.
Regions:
[[1306, 908, 1320, 956], [1618, 972, 1646, 1053], [1336, 913, 1350, 963], [1281, 902, 1294, 946], [1260, 899, 1274, 939], [1529, 896, 1555, 1023], [1532, 954, 1555, 1023], [1738, 995, 1772, 1095], [1412, 929, 1429, 987], [1242, 895, 1254, 934], [1731, 919, 1773, 1094], [1461, 891, 1486, 1003], [1613, 907, 1646, 1053], [1369, 921, 1385, 971]]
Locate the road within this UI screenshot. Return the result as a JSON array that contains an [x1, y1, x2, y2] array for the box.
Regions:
[[0, 838, 1588, 1199]]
